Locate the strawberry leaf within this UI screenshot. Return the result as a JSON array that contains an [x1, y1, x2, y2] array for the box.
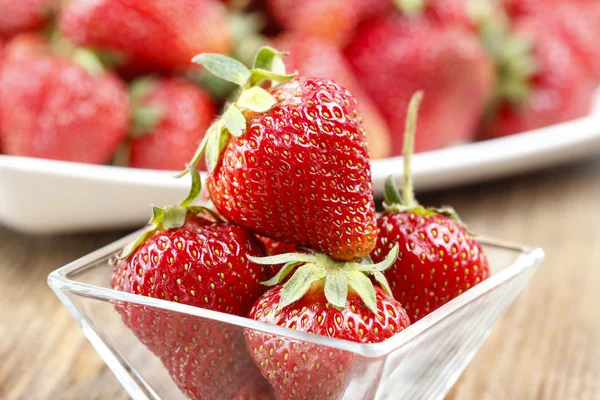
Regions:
[[353, 243, 399, 272], [179, 165, 202, 208], [162, 205, 187, 230], [237, 87, 277, 112], [250, 68, 296, 87], [205, 121, 226, 172], [222, 104, 246, 137], [248, 252, 319, 265], [279, 264, 326, 309], [261, 261, 303, 286], [192, 53, 252, 87], [372, 271, 393, 297], [253, 46, 287, 72], [324, 270, 348, 309], [346, 270, 378, 314]]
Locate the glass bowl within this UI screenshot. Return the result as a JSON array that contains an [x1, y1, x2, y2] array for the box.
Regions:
[[48, 232, 543, 400]]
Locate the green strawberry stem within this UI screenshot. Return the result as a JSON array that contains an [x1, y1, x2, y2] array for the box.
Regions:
[[382, 92, 467, 227], [248, 244, 399, 314], [176, 47, 296, 176], [120, 165, 204, 258], [401, 91, 423, 209], [383, 91, 423, 210]]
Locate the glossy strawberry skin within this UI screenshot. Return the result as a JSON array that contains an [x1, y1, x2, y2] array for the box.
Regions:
[[371, 212, 490, 322], [481, 25, 595, 139], [59, 0, 232, 72], [267, 0, 361, 47], [346, 16, 495, 154], [272, 34, 391, 159], [208, 77, 377, 262], [128, 78, 216, 171], [112, 217, 270, 399], [246, 283, 410, 400], [0, 57, 128, 164], [0, 0, 57, 36]]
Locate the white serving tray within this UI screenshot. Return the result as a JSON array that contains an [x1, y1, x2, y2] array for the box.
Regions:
[[2, 110, 600, 234]]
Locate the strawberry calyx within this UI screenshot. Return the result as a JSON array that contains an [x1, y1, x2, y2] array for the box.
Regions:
[[394, 0, 429, 16], [120, 165, 209, 258], [478, 7, 538, 107], [383, 92, 465, 226], [248, 244, 399, 314], [128, 77, 164, 137], [179, 47, 297, 175]]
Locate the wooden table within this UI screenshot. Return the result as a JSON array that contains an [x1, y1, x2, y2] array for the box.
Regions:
[[1, 158, 600, 400]]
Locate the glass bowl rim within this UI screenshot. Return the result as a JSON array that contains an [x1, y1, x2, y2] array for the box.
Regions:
[[48, 230, 544, 359]]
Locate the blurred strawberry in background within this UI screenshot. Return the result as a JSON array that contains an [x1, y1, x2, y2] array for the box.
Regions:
[[2, 32, 47, 64], [272, 34, 392, 159], [0, 0, 58, 37], [267, 0, 361, 47], [480, 6, 597, 139], [346, 0, 495, 155], [58, 0, 233, 73], [0, 0, 599, 169], [0, 44, 129, 163], [125, 77, 215, 170]]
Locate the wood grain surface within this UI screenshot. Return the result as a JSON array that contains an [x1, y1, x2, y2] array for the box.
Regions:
[[1, 158, 599, 400]]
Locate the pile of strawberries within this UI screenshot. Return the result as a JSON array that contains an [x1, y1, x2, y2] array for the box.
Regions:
[[1, 0, 599, 169], [111, 46, 491, 400]]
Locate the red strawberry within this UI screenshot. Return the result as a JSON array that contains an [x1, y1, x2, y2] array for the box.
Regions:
[[113, 170, 270, 399], [480, 16, 596, 139], [272, 34, 392, 159], [512, 4, 600, 83], [0, 53, 128, 163], [126, 77, 216, 171], [188, 49, 377, 262], [58, 0, 232, 72], [346, 13, 495, 154], [245, 247, 410, 400], [371, 93, 490, 322], [359, 0, 481, 30], [1, 32, 48, 65], [266, 0, 362, 47], [259, 236, 298, 257], [232, 379, 276, 400], [501, 0, 559, 18], [0, 0, 57, 37]]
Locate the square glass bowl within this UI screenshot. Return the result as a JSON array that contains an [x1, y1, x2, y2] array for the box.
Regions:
[[48, 232, 543, 400]]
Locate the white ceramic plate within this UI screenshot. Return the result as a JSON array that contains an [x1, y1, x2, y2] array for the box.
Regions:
[[2, 110, 600, 234]]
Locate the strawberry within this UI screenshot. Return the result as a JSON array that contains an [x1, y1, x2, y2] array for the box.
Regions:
[[186, 48, 377, 262], [232, 379, 276, 400], [0, 51, 128, 164], [266, 0, 362, 47], [271, 34, 392, 159], [259, 236, 298, 257], [0, 0, 58, 37], [113, 169, 270, 399], [58, 0, 232, 72], [126, 77, 216, 171], [512, 3, 600, 83], [345, 10, 495, 154], [371, 93, 490, 322], [480, 13, 596, 139], [501, 0, 559, 18], [245, 245, 410, 400], [1, 32, 48, 65]]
